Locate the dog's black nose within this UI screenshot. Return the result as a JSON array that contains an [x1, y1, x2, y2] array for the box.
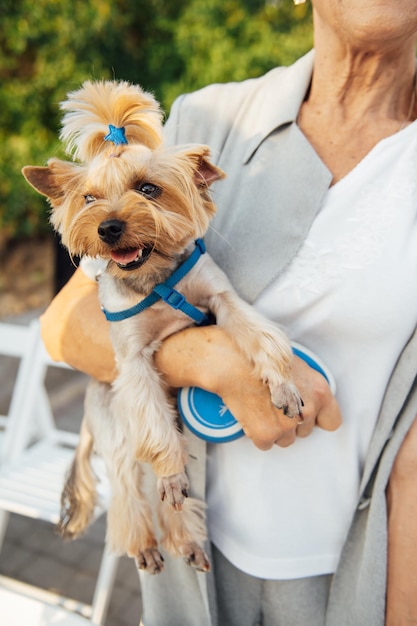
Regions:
[[98, 219, 125, 244]]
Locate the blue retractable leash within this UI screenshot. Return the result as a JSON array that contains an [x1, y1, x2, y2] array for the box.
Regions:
[[178, 343, 336, 443]]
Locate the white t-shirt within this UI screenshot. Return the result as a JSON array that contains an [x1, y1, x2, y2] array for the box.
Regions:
[[207, 122, 417, 579]]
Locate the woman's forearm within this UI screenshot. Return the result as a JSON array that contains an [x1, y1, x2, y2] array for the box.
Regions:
[[386, 415, 417, 625], [155, 325, 342, 450], [155, 325, 241, 390], [40, 267, 117, 383]]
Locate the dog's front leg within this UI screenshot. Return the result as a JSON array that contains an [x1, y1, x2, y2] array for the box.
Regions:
[[209, 291, 303, 418], [112, 355, 189, 509]]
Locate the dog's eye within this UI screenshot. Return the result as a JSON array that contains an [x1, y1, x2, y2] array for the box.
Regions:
[[84, 194, 96, 204], [136, 183, 161, 199]]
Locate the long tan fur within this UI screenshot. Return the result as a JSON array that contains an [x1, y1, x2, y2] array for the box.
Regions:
[[60, 80, 163, 161]]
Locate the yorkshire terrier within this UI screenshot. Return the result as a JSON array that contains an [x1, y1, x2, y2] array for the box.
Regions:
[[22, 80, 302, 574]]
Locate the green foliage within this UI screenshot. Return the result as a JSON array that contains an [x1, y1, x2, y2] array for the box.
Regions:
[[0, 0, 312, 243], [164, 0, 312, 105]]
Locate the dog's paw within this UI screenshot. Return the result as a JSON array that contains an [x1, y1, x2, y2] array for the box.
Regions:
[[183, 542, 211, 572], [157, 472, 189, 510], [135, 547, 165, 575], [271, 382, 304, 419]]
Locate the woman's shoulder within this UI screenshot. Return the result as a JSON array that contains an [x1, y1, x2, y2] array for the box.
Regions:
[[178, 66, 287, 112], [163, 51, 315, 151], [163, 66, 287, 148]]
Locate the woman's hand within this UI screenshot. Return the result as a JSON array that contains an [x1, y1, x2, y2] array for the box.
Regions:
[[290, 354, 342, 438], [154, 325, 342, 450]]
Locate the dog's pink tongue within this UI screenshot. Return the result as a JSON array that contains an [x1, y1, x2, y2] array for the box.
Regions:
[[111, 248, 139, 264]]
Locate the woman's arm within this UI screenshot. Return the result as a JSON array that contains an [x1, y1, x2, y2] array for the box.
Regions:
[[41, 268, 342, 449], [40, 267, 117, 382], [154, 325, 341, 450], [386, 415, 417, 625]]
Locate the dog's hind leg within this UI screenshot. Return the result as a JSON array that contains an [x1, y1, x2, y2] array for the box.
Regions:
[[57, 416, 97, 539], [106, 462, 165, 575], [157, 497, 210, 572]]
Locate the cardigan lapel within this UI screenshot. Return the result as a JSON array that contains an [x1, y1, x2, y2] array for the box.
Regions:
[[205, 51, 332, 303], [240, 50, 316, 164]]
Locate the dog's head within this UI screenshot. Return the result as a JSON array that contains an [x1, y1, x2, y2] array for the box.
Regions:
[[22, 80, 224, 281]]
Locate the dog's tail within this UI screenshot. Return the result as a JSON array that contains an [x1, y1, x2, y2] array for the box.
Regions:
[[60, 80, 163, 162]]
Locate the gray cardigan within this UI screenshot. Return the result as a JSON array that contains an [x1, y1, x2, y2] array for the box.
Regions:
[[139, 51, 417, 626]]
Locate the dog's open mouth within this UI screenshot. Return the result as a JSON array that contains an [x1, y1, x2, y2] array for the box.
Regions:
[[110, 246, 152, 271]]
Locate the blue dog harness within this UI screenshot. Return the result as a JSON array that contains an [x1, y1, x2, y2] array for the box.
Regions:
[[102, 238, 209, 324]]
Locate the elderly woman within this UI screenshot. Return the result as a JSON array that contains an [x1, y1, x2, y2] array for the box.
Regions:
[[42, 0, 417, 624]]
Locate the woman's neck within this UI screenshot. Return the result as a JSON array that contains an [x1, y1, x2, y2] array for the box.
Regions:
[[297, 34, 417, 184], [309, 47, 416, 126]]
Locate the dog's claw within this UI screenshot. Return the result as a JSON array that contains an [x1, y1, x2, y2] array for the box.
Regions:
[[136, 548, 165, 575], [157, 472, 189, 509], [271, 382, 303, 419], [183, 543, 210, 572]]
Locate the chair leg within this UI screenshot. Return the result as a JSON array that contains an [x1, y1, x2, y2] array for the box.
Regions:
[[0, 509, 10, 551], [90, 547, 119, 625]]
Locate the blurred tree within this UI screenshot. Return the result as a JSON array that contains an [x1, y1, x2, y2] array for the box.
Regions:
[[0, 0, 312, 242], [164, 0, 312, 104]]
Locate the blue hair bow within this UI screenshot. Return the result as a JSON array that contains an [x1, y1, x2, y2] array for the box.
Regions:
[[104, 125, 128, 146]]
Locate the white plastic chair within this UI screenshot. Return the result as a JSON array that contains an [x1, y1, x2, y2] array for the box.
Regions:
[[0, 575, 93, 625], [0, 321, 43, 457], [0, 319, 119, 624]]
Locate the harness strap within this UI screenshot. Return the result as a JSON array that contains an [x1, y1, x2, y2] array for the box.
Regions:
[[102, 238, 210, 324]]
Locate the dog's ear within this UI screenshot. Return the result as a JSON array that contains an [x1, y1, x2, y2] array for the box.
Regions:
[[22, 165, 64, 200], [22, 159, 82, 202], [194, 154, 226, 189], [174, 145, 225, 189]]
